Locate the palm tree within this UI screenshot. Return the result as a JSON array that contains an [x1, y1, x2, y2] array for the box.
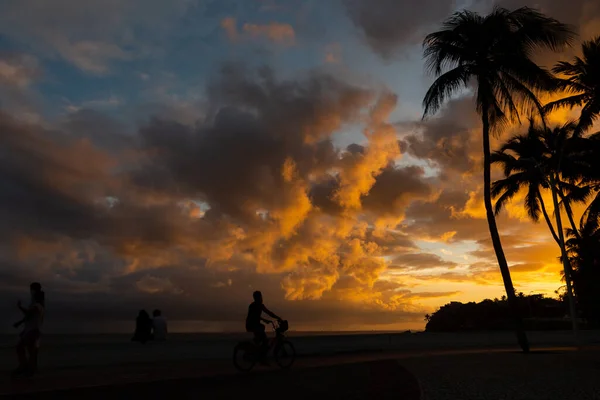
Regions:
[[544, 36, 600, 135], [493, 122, 593, 239], [566, 203, 600, 326], [491, 121, 560, 244], [423, 7, 574, 352], [492, 121, 582, 338], [555, 130, 600, 238]]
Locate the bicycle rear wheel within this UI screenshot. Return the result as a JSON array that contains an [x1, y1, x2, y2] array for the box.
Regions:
[[233, 342, 257, 372], [274, 340, 296, 369]]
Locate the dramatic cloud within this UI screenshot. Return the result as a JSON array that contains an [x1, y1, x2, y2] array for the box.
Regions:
[[0, 0, 195, 74], [0, 64, 441, 330], [324, 42, 342, 64], [399, 96, 481, 179], [221, 17, 296, 46], [390, 253, 458, 270], [343, 0, 455, 57], [243, 22, 295, 45], [1, 0, 584, 332], [0, 53, 40, 88]]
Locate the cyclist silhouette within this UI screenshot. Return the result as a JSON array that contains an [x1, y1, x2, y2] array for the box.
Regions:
[[245, 291, 281, 363]]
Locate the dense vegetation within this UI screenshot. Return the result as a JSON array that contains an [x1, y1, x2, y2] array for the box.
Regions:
[[425, 294, 569, 332], [423, 9, 600, 347]]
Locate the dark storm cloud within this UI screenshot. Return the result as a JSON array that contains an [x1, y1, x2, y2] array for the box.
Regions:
[[0, 112, 195, 255], [0, 112, 111, 242], [399, 96, 481, 178], [60, 109, 136, 152], [134, 65, 370, 222], [389, 252, 458, 270], [309, 163, 432, 218], [403, 189, 490, 242], [0, 63, 441, 328], [343, 0, 456, 57], [362, 165, 432, 216]]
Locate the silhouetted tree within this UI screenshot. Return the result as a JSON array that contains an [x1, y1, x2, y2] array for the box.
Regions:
[[544, 36, 600, 135], [426, 294, 568, 332], [492, 121, 587, 334], [422, 6, 574, 353], [491, 121, 560, 243], [566, 204, 600, 326]]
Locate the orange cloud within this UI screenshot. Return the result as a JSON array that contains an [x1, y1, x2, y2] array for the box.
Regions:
[[324, 43, 342, 63], [136, 275, 182, 294], [220, 18, 296, 46], [220, 17, 238, 42], [0, 54, 40, 88], [334, 92, 401, 211], [243, 22, 295, 45]]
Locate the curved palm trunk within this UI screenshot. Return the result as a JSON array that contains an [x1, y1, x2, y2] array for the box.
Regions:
[[539, 193, 560, 245], [557, 189, 582, 241], [543, 189, 581, 306], [482, 112, 530, 353], [549, 174, 580, 344]]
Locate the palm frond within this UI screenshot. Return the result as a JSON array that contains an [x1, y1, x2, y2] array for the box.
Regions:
[[492, 172, 528, 215], [491, 150, 519, 176], [508, 7, 575, 53], [422, 66, 471, 118], [423, 31, 470, 75], [542, 94, 588, 114], [576, 101, 600, 135], [496, 69, 546, 121], [552, 60, 584, 77], [525, 184, 541, 221]]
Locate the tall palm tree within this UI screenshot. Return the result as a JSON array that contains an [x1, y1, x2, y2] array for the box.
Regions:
[[423, 7, 574, 352], [566, 203, 600, 326], [544, 36, 600, 134], [491, 121, 560, 244], [491, 121, 583, 337], [555, 130, 600, 238]]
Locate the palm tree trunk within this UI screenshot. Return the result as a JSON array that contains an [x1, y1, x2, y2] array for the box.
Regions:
[[557, 189, 582, 241], [549, 173, 580, 345], [544, 188, 581, 306], [482, 111, 530, 353], [539, 193, 560, 245]]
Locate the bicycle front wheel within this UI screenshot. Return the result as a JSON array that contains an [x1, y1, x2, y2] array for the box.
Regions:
[[274, 340, 296, 369], [233, 342, 257, 372]]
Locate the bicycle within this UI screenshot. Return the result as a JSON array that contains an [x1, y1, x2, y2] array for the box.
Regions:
[[233, 320, 296, 372]]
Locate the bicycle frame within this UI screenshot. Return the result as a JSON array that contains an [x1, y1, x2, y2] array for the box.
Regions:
[[265, 321, 286, 353]]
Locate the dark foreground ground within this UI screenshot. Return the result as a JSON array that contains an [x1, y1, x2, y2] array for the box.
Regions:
[[3, 347, 600, 399], [4, 358, 419, 400]]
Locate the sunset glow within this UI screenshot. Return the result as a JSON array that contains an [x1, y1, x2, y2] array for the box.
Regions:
[[1, 0, 599, 333]]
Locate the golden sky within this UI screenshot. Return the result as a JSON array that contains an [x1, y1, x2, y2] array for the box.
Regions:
[[0, 0, 598, 333]]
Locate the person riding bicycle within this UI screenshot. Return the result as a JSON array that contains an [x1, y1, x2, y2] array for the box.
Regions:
[[245, 291, 281, 363]]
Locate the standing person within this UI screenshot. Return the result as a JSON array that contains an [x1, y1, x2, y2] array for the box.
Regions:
[[152, 309, 168, 341], [245, 291, 282, 364], [13, 282, 45, 376], [132, 310, 152, 344]]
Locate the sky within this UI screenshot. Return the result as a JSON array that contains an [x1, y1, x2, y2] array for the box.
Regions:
[[1, 0, 599, 334]]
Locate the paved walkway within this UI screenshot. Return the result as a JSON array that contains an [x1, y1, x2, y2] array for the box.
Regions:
[[405, 349, 600, 400], [3, 359, 421, 400], [4, 346, 600, 399]]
